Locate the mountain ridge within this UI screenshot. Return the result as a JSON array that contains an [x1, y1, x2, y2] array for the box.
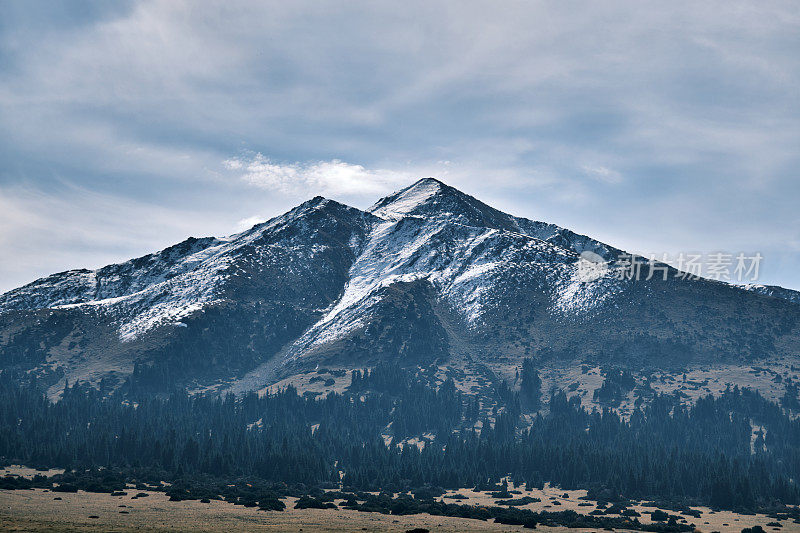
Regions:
[[1, 178, 799, 401]]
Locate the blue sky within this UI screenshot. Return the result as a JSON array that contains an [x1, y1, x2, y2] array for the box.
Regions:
[[1, 1, 799, 293]]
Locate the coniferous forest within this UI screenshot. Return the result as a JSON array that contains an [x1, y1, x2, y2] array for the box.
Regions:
[[1, 362, 800, 529]]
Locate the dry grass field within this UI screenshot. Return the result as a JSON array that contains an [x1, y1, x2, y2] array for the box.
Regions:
[[0, 485, 795, 533], [1, 466, 795, 533], [0, 488, 582, 533]]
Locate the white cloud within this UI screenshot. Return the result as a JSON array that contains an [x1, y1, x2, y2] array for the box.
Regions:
[[582, 165, 623, 184], [225, 153, 420, 197], [235, 215, 268, 231]]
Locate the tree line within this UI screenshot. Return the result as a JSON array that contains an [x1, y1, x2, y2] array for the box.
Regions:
[[0, 362, 798, 513]]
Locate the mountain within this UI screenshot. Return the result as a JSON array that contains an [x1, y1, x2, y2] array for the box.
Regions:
[[2, 178, 800, 403]]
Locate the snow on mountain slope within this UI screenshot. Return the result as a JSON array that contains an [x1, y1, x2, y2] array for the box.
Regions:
[[0, 236, 220, 312], [0, 179, 622, 346], [283, 178, 624, 363], [370, 178, 621, 261], [741, 283, 800, 306], [0, 196, 371, 342], [0, 235, 228, 341]]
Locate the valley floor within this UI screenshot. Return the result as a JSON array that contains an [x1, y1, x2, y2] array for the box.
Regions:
[[0, 486, 793, 533]]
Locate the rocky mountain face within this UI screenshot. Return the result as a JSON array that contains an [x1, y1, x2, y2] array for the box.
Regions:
[[1, 178, 799, 399]]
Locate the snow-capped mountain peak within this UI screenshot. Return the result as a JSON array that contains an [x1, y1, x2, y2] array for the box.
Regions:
[[369, 178, 528, 235], [280, 179, 627, 365], [368, 177, 446, 220], [2, 178, 800, 396]]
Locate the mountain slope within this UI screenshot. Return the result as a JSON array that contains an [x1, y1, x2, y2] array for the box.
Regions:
[[742, 283, 800, 305], [1, 178, 799, 399], [0, 197, 375, 393], [272, 180, 800, 382]]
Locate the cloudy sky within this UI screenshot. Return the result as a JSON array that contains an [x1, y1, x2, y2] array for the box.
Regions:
[[1, 1, 799, 293]]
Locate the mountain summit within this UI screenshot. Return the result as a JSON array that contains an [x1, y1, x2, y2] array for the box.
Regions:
[[1, 179, 799, 399], [369, 178, 508, 226]]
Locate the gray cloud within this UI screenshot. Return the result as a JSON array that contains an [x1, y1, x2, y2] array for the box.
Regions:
[[0, 0, 798, 292]]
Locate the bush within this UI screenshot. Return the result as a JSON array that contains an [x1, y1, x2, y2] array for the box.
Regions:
[[496, 496, 541, 506], [650, 509, 669, 521], [294, 495, 336, 509], [259, 497, 285, 511]]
